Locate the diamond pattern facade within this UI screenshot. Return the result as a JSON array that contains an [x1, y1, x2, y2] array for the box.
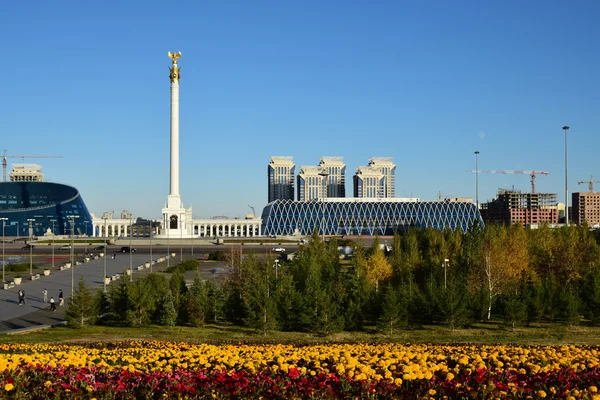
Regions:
[[261, 199, 484, 236]]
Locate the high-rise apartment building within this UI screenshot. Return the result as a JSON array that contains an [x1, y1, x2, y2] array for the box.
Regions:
[[572, 192, 600, 227], [297, 166, 327, 201], [367, 157, 396, 197], [267, 156, 295, 203], [353, 166, 385, 198], [318, 157, 346, 198]]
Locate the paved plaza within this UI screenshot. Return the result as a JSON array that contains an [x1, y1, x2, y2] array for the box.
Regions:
[[0, 250, 173, 332]]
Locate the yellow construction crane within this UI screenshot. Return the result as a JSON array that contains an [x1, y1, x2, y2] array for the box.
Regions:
[[578, 176, 600, 192], [2, 150, 64, 182]]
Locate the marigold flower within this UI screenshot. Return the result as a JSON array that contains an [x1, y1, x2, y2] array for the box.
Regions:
[[4, 383, 14, 391]]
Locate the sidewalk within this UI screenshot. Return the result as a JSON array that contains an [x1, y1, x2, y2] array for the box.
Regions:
[[0, 251, 173, 333]]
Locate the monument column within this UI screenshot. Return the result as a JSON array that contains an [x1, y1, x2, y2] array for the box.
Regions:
[[168, 51, 182, 206]]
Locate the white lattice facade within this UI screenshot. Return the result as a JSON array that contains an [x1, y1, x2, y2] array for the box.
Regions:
[[262, 198, 483, 236]]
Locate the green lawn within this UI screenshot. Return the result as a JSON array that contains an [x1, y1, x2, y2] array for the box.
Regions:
[[2, 322, 600, 346]]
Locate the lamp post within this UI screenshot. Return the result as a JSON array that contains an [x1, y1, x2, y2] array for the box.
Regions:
[[0, 218, 8, 282], [16, 221, 19, 240], [562, 126, 570, 224], [167, 219, 170, 268], [318, 170, 329, 241], [102, 216, 108, 292], [27, 218, 35, 276], [84, 221, 89, 237], [149, 220, 153, 273], [129, 218, 133, 282], [442, 258, 450, 289], [273, 258, 279, 281], [474, 151, 480, 209], [50, 219, 56, 270], [69, 215, 79, 296]]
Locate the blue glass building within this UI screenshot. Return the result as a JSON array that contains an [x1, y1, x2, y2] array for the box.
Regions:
[[261, 198, 484, 236], [0, 182, 93, 237]]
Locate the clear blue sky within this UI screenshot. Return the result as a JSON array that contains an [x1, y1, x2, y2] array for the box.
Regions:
[[1, 1, 598, 219]]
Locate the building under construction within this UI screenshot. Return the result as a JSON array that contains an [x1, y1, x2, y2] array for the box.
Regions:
[[480, 189, 559, 226]]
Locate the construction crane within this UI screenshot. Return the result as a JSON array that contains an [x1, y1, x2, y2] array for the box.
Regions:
[[466, 170, 550, 193], [248, 205, 256, 218], [578, 176, 600, 192], [2, 150, 63, 182]]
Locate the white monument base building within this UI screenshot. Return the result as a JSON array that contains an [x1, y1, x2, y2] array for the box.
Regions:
[[90, 215, 262, 238]]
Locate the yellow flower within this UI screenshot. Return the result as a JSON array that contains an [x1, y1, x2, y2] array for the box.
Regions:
[[4, 383, 14, 391], [446, 372, 454, 380], [44, 381, 52, 387], [591, 386, 599, 393], [429, 389, 436, 396], [537, 390, 547, 398]]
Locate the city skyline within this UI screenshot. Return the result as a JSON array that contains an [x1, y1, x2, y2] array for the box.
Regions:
[[1, 1, 598, 219]]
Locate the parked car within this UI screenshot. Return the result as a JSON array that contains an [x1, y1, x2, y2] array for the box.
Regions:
[[120, 246, 137, 253], [272, 247, 286, 253], [60, 244, 72, 250], [21, 244, 35, 250], [93, 245, 106, 251]]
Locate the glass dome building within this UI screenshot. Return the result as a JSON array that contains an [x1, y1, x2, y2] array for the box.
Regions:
[[0, 182, 93, 237], [261, 198, 484, 236]]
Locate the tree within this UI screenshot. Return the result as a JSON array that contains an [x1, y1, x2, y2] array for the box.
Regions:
[[365, 248, 392, 293], [244, 259, 279, 335], [186, 275, 209, 327], [378, 284, 408, 335], [66, 276, 95, 328], [503, 292, 526, 331], [468, 225, 528, 320], [92, 289, 110, 325], [558, 285, 580, 327], [437, 279, 470, 330], [581, 266, 600, 325], [160, 289, 178, 327]]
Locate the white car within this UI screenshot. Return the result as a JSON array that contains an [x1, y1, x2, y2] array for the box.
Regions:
[[272, 247, 286, 253], [60, 244, 72, 250]]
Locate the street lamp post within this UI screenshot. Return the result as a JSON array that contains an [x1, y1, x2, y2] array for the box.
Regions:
[[167, 219, 170, 268], [562, 126, 570, 224], [442, 258, 450, 289], [69, 215, 79, 296], [102, 217, 108, 292], [16, 221, 19, 240], [474, 151, 480, 209], [0, 218, 8, 282], [50, 219, 56, 269], [27, 218, 35, 276], [149, 221, 153, 273], [84, 221, 89, 237], [129, 218, 133, 282]]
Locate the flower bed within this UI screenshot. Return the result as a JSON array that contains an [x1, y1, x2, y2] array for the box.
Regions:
[[1, 342, 600, 398]]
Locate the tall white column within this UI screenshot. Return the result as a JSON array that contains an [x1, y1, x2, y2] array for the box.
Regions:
[[170, 79, 180, 197]]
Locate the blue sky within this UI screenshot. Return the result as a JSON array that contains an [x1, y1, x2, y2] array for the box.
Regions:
[[1, 1, 598, 219]]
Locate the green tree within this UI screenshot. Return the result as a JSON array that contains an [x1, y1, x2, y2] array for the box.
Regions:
[[503, 292, 527, 331], [65, 276, 95, 328], [437, 279, 470, 330], [92, 289, 110, 325], [581, 266, 600, 325], [244, 258, 279, 335], [378, 284, 407, 335], [107, 279, 131, 326], [558, 284, 581, 327], [186, 275, 209, 327], [160, 289, 178, 327]]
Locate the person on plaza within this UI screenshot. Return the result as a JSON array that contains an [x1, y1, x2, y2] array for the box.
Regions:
[[17, 290, 23, 305], [49, 297, 56, 312], [58, 289, 64, 306], [20, 290, 26, 305], [43, 288, 48, 303]]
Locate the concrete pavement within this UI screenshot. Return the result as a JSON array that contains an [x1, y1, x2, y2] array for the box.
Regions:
[[0, 250, 176, 333]]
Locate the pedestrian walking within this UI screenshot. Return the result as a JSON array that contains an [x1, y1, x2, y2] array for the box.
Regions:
[[49, 297, 56, 311], [21, 290, 26, 305], [58, 289, 64, 306], [17, 290, 23, 305], [43, 288, 48, 303]]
